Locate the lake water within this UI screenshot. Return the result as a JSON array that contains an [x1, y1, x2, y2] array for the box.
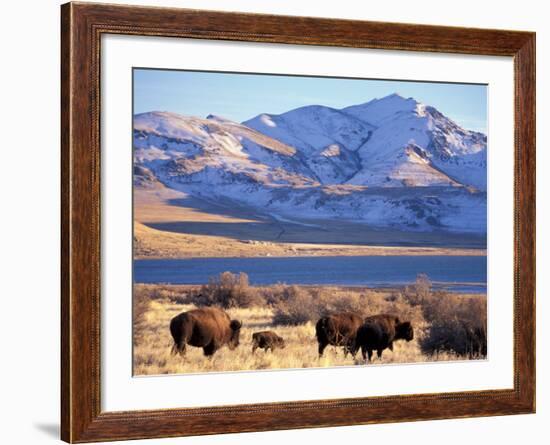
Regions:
[[134, 256, 487, 293]]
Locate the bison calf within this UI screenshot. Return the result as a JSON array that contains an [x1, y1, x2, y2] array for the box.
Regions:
[[353, 314, 414, 362], [316, 312, 363, 357], [251, 331, 285, 353], [170, 307, 242, 357]]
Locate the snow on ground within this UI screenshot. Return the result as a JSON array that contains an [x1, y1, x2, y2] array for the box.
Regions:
[[133, 94, 487, 234]]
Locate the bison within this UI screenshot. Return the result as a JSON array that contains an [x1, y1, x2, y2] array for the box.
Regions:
[[353, 314, 414, 362], [315, 312, 363, 357], [170, 307, 242, 357], [251, 331, 286, 353]]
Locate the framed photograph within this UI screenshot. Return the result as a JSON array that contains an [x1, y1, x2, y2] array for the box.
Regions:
[[61, 2, 535, 442]]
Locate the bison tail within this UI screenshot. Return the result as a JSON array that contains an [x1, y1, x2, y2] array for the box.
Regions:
[[169, 316, 187, 356], [171, 341, 186, 356], [170, 343, 178, 355]]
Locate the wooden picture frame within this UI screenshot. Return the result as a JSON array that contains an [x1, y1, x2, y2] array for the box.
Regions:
[[61, 2, 535, 442]]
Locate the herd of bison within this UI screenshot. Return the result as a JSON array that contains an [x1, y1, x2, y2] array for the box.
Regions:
[[170, 307, 414, 363]]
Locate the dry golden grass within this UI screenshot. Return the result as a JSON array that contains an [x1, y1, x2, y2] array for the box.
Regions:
[[134, 302, 330, 375], [133, 283, 481, 376]]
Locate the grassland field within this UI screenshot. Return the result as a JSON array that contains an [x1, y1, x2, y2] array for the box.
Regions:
[[133, 282, 486, 376]]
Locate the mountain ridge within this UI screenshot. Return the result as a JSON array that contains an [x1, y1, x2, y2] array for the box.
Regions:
[[133, 94, 487, 234]]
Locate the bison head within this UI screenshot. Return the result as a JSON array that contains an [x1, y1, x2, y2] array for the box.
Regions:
[[277, 337, 286, 349], [228, 319, 242, 350], [347, 338, 359, 356], [396, 321, 414, 342]]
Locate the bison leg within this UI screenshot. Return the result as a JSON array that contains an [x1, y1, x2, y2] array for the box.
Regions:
[[377, 349, 383, 359], [347, 339, 358, 358], [367, 349, 373, 362], [344, 340, 355, 358], [318, 341, 328, 357], [203, 342, 218, 357], [252, 344, 258, 354]]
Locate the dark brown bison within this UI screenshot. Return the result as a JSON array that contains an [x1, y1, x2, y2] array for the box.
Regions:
[[251, 331, 286, 353], [170, 307, 242, 357], [353, 314, 414, 362], [315, 312, 363, 357]]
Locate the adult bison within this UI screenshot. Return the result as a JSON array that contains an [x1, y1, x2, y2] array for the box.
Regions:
[[251, 331, 285, 353], [315, 312, 363, 357], [353, 314, 414, 362], [170, 307, 242, 357]]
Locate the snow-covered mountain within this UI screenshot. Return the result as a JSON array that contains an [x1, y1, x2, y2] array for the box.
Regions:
[[134, 111, 318, 188], [341, 94, 486, 189], [243, 105, 372, 183], [133, 94, 487, 233], [246, 93, 486, 190]]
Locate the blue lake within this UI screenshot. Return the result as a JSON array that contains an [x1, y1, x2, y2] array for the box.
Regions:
[[134, 256, 487, 293]]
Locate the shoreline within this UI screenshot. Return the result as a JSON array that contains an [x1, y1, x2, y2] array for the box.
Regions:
[[133, 281, 487, 295], [135, 221, 486, 259], [134, 238, 487, 260], [135, 251, 487, 260]]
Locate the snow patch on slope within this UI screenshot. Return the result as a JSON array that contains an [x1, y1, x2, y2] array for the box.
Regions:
[[133, 93, 487, 234]]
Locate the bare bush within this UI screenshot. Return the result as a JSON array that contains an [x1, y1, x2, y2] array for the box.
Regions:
[[134, 284, 190, 304], [315, 289, 367, 316], [271, 284, 428, 328], [404, 273, 432, 306], [133, 287, 151, 346], [420, 290, 487, 357], [272, 286, 322, 325], [192, 271, 265, 308], [262, 283, 289, 306], [272, 287, 378, 325], [422, 317, 487, 358]]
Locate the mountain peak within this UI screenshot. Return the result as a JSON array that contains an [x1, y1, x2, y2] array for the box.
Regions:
[[369, 92, 418, 103], [206, 114, 232, 122], [386, 92, 405, 99], [133, 97, 487, 233], [243, 103, 376, 160], [341, 93, 419, 127], [136, 110, 180, 119]]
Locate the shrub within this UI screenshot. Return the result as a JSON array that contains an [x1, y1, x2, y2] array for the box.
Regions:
[[262, 283, 289, 306], [404, 273, 432, 306], [420, 291, 487, 357], [193, 271, 265, 308], [272, 286, 321, 325], [314, 288, 366, 316], [384, 292, 425, 330], [134, 284, 189, 304], [271, 286, 424, 327], [133, 287, 151, 346], [421, 317, 487, 357]]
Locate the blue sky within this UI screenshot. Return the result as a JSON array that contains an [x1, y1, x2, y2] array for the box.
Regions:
[[133, 68, 487, 133]]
